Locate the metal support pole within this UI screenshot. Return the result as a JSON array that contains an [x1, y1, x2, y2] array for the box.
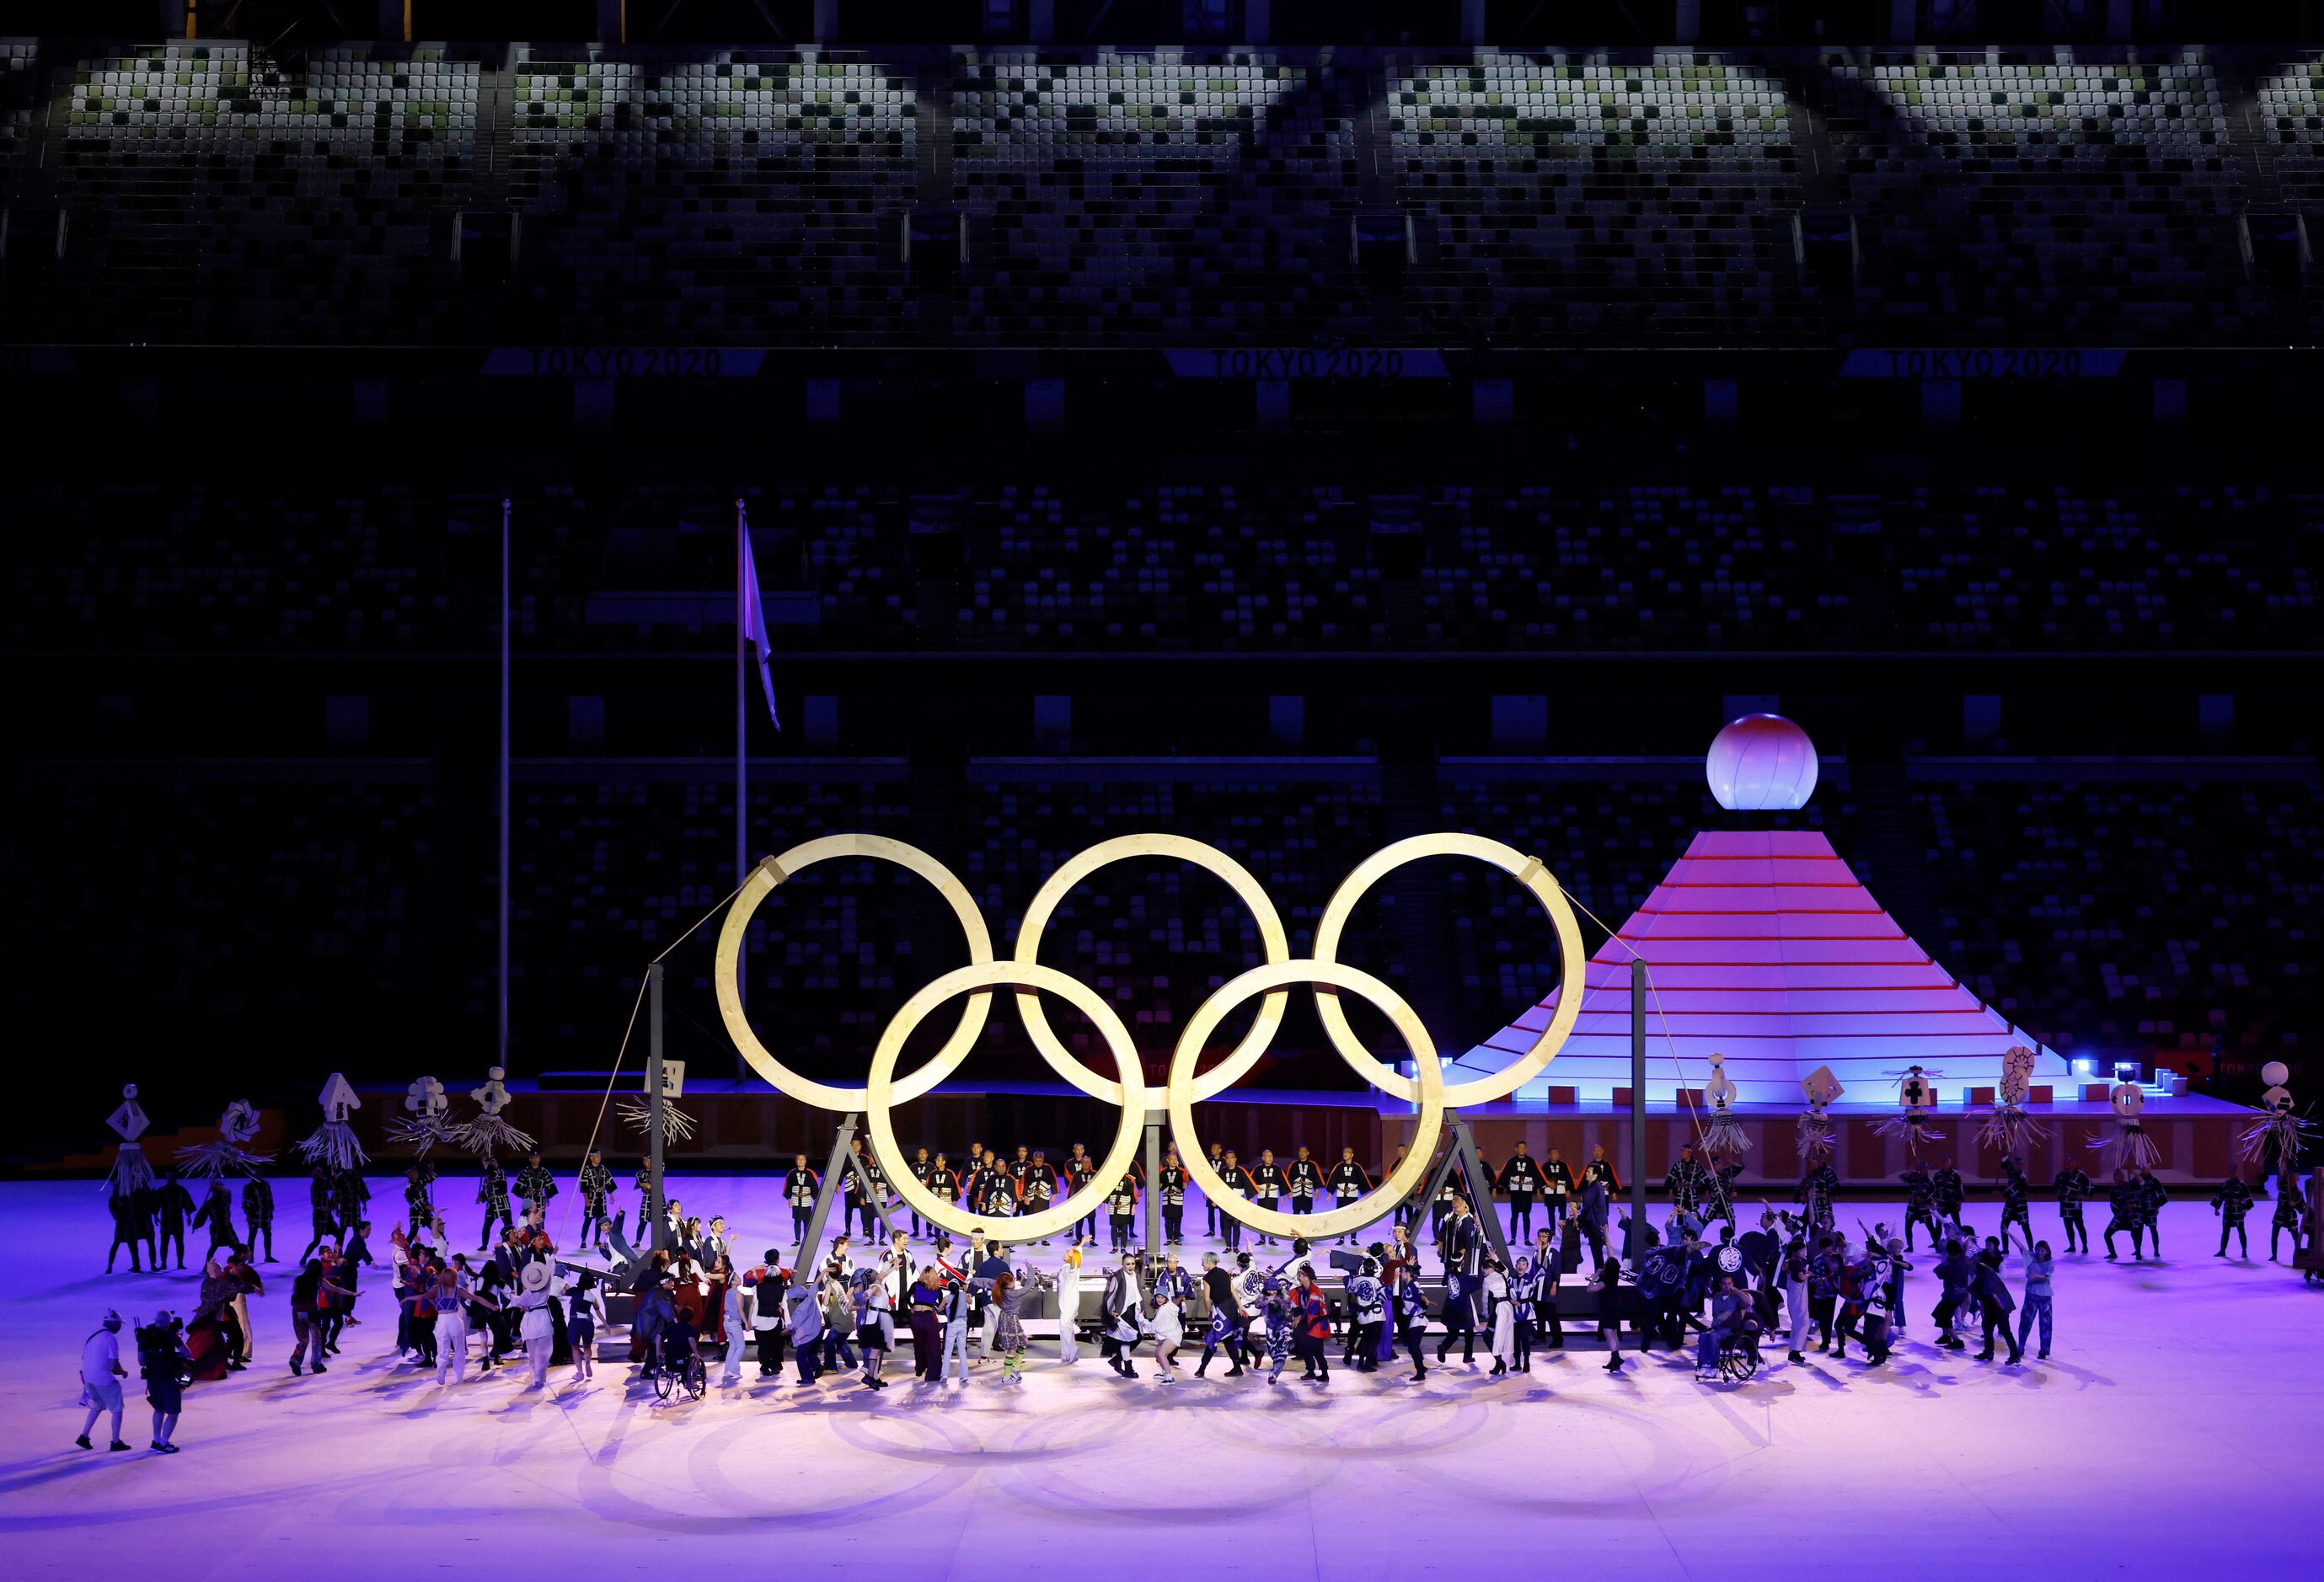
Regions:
[[735, 501, 747, 1066], [1142, 1114, 1163, 1262], [647, 963, 667, 1253], [1629, 957, 1648, 1260]]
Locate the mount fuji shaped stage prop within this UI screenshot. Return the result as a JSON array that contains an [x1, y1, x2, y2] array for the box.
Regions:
[[1448, 715, 2070, 1106]]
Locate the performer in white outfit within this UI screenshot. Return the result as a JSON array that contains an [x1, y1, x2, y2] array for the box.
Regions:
[[1485, 1258, 1516, 1375], [514, 1262, 558, 1390], [1055, 1241, 1085, 1364]]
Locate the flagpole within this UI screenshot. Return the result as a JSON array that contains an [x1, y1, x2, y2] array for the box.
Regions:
[[499, 497, 511, 1072]]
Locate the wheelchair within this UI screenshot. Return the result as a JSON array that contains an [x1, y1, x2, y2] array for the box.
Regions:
[[650, 1323, 707, 1402], [1715, 1319, 1764, 1382]]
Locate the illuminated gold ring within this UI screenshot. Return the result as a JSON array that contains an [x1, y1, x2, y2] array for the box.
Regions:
[[1170, 959, 1445, 1242], [1311, 833, 1587, 1108], [865, 960, 1144, 1245], [1013, 833, 1293, 1109], [713, 834, 994, 1114]]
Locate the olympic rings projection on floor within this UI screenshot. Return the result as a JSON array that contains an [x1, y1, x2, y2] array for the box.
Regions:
[[714, 832, 1588, 1243]]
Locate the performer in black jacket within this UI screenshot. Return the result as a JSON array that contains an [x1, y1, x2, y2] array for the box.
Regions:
[[2102, 1170, 2147, 1261], [576, 1151, 615, 1252], [242, 1174, 276, 1263], [1497, 1141, 1543, 1242], [513, 1152, 558, 1223], [1063, 1144, 1099, 1242], [2214, 1173, 2256, 1258], [1250, 1151, 1288, 1248], [1902, 1166, 1940, 1250], [1999, 1157, 2035, 1246], [1541, 1149, 1575, 1233], [1436, 1197, 1485, 1366], [2271, 1162, 2308, 1262], [1193, 1251, 1247, 1376], [154, 1172, 195, 1270], [1217, 1152, 1251, 1253], [1202, 1141, 1229, 1237], [1023, 1152, 1058, 1245], [2137, 1168, 2168, 1257], [474, 1156, 513, 1251], [1931, 1160, 1967, 1225], [1156, 1151, 1187, 1245], [1663, 1146, 1711, 1216], [2053, 1163, 2092, 1253], [1326, 1149, 1370, 1246], [783, 1155, 820, 1247], [1286, 1147, 1324, 1222]]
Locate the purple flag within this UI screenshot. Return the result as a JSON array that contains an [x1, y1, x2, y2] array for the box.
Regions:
[[739, 516, 780, 729]]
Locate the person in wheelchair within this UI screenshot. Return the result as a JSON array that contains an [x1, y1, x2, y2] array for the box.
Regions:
[[633, 1275, 679, 1381], [656, 1312, 701, 1388], [1695, 1275, 1760, 1381]]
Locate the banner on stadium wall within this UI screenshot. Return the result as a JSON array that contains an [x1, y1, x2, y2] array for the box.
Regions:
[[480, 348, 768, 377], [1165, 349, 1449, 379], [1839, 349, 2127, 378]]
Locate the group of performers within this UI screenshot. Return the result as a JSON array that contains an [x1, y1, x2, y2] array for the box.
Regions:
[[78, 1099, 2316, 1442]]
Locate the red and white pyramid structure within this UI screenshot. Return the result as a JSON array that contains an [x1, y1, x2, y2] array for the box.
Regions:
[[1453, 717, 2068, 1106]]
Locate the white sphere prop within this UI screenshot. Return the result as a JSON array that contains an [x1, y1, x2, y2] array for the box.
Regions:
[[1707, 714, 1819, 811], [2261, 1060, 2290, 1088]]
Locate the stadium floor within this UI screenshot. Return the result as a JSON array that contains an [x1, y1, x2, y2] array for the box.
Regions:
[[3, 1176, 2316, 1579]]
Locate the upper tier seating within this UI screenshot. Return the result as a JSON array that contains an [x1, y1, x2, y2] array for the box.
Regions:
[[6, 40, 2321, 345]]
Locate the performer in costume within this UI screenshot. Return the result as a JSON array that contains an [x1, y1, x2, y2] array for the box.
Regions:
[[2102, 1168, 2146, 1260], [2137, 1168, 2168, 1256], [1437, 1196, 1485, 1366], [154, 1171, 194, 1269], [1288, 1265, 1331, 1383], [1389, 1260, 1431, 1380], [1249, 1150, 1287, 1247], [576, 1149, 615, 1251], [1795, 1161, 1839, 1237], [1155, 1149, 1186, 1245], [1105, 1168, 1138, 1253], [1328, 1147, 1371, 1246], [1931, 1158, 1966, 1227], [297, 1165, 338, 1261], [1063, 1144, 1098, 1242], [2213, 1173, 2255, 1259], [1020, 1151, 1058, 1245], [476, 1153, 515, 1250], [928, 1154, 961, 1229], [1287, 1146, 1323, 1224], [1194, 1251, 1248, 1376], [2053, 1162, 2093, 1253], [1541, 1147, 1574, 1233], [190, 1178, 238, 1260], [1217, 1152, 1252, 1253], [784, 1154, 819, 1247], [1344, 1247, 1388, 1372], [1901, 1165, 1939, 1250], [1498, 1141, 1543, 1243], [1202, 1141, 1229, 1237], [1099, 1251, 1143, 1379], [1999, 1157, 2035, 1247], [1664, 1145, 1711, 1218], [242, 1173, 276, 1263], [2272, 1162, 2309, 1261]]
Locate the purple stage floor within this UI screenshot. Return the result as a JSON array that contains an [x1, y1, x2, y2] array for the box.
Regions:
[[4, 1175, 2318, 1578]]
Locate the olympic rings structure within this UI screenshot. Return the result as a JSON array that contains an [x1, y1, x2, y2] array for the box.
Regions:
[[714, 831, 1588, 1244]]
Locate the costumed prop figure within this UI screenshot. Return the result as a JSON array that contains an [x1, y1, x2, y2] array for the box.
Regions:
[[2236, 1061, 2315, 1170], [176, 1098, 272, 1178], [1874, 1065, 1946, 1162], [295, 1073, 368, 1171], [1976, 1045, 2051, 1164], [388, 1075, 455, 1155], [2089, 1077, 2161, 1173], [104, 1085, 157, 1199], [1701, 1052, 1750, 1161], [1796, 1066, 1842, 1168], [452, 1066, 534, 1157]]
